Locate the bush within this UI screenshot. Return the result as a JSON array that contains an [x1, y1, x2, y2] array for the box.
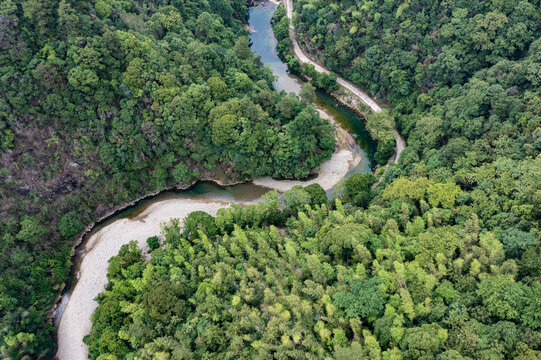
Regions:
[[58, 211, 85, 239], [374, 140, 395, 165], [147, 236, 160, 250], [305, 183, 327, 206], [497, 228, 538, 258], [343, 173, 374, 207], [183, 211, 218, 240]]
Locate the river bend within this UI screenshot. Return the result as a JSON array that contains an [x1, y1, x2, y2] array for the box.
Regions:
[[54, 2, 375, 358]]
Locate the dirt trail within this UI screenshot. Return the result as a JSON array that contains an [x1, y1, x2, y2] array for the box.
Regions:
[[283, 0, 405, 165], [56, 4, 403, 358]]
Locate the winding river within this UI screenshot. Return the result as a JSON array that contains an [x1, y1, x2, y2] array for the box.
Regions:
[[54, 2, 375, 359]]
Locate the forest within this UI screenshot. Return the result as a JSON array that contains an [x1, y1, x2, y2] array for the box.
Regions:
[[1, 0, 540, 358], [272, 6, 398, 165], [0, 0, 335, 357], [86, 0, 541, 359], [87, 178, 540, 359]]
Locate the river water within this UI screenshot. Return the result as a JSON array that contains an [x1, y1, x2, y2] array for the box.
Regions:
[[54, 2, 374, 358], [248, 2, 374, 173]]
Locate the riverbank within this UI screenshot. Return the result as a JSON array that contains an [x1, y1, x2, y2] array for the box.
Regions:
[[280, 0, 405, 167], [254, 107, 361, 191], [54, 3, 368, 358], [254, 149, 358, 192], [55, 197, 239, 360], [49, 174, 247, 321], [55, 146, 360, 360]]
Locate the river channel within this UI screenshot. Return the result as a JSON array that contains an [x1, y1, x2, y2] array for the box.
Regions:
[[54, 2, 374, 358]]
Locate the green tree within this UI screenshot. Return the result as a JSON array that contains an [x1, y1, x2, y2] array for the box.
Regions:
[[343, 173, 374, 207], [142, 282, 190, 322], [58, 211, 85, 239], [299, 82, 316, 104], [16, 216, 46, 244], [68, 66, 98, 93], [333, 277, 385, 321], [146, 236, 160, 250], [234, 36, 252, 60], [183, 211, 218, 240], [321, 223, 373, 262], [94, 0, 112, 18], [400, 324, 448, 360], [427, 183, 462, 209], [477, 275, 526, 320], [305, 183, 327, 206], [496, 228, 538, 258], [212, 114, 240, 146], [207, 76, 228, 100]]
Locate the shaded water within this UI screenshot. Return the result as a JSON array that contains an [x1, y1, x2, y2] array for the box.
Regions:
[[54, 0, 376, 341], [53, 181, 270, 329], [248, 3, 302, 94], [248, 2, 375, 173]]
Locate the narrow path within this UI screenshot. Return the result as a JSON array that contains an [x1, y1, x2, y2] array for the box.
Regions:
[[283, 0, 405, 165]]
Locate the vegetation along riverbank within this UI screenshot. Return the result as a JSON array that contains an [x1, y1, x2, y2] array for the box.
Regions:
[[0, 0, 539, 359], [0, 0, 335, 357], [86, 0, 541, 359]]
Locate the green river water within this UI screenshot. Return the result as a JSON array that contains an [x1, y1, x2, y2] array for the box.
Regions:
[[54, 1, 375, 330]]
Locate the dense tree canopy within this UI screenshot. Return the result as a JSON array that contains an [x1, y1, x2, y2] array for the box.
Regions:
[[0, 0, 335, 357], [87, 182, 541, 359], [86, 0, 540, 359], [274, 0, 541, 169], [277, 0, 540, 269], [1, 0, 540, 358]]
